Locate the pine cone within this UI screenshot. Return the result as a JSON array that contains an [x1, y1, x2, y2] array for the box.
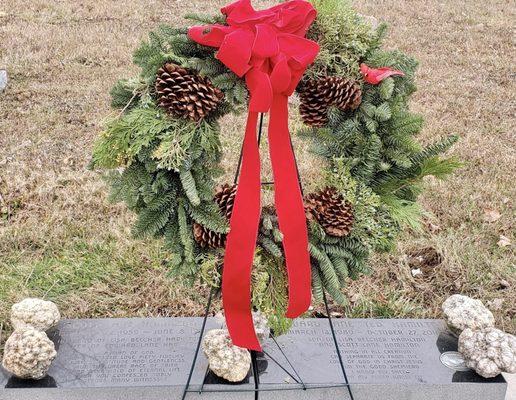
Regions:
[[299, 79, 329, 127], [193, 222, 227, 249], [193, 184, 237, 249], [299, 77, 362, 127], [320, 76, 362, 111], [304, 187, 354, 237], [213, 183, 237, 220], [155, 63, 224, 122]]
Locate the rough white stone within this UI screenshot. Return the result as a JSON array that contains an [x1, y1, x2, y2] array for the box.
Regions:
[[252, 311, 270, 344], [459, 327, 516, 378], [222, 311, 270, 345], [442, 294, 494, 336], [11, 298, 61, 331], [202, 329, 251, 382], [0, 70, 6, 92], [2, 328, 57, 380]]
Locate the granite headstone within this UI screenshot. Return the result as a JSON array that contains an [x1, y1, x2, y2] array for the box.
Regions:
[[258, 318, 507, 400], [0, 317, 255, 400], [0, 317, 507, 400]]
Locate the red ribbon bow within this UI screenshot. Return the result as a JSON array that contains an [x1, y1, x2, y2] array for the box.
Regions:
[[189, 0, 319, 351]]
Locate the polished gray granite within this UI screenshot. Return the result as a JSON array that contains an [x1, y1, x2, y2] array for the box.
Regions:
[[0, 317, 255, 399], [258, 318, 507, 399], [0, 317, 507, 400]]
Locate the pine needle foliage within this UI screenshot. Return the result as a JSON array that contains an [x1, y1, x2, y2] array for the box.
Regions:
[[302, 47, 459, 231], [91, 2, 459, 310], [306, 0, 386, 80], [251, 251, 293, 336], [298, 1, 459, 303], [91, 18, 244, 282]]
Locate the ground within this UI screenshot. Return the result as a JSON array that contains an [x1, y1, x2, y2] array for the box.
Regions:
[[0, 0, 514, 346]]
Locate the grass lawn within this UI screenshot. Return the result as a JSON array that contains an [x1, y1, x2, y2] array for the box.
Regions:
[[0, 0, 514, 345]]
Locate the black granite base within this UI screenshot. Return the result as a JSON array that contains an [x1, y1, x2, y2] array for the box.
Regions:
[[0, 317, 507, 400]]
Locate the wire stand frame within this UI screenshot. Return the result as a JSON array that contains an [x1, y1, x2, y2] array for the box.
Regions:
[[181, 113, 355, 400]]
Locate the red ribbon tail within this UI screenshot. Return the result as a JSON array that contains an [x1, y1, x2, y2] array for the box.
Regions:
[[268, 94, 312, 318], [187, 0, 319, 352], [222, 111, 262, 351]]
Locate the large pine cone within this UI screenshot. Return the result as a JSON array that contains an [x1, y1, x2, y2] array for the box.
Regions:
[[155, 63, 224, 122], [299, 79, 329, 128], [213, 183, 237, 220], [299, 77, 362, 127], [193, 222, 226, 249], [304, 187, 354, 237], [193, 184, 237, 249]]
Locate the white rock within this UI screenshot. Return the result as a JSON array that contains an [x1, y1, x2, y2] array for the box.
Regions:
[[411, 268, 423, 277], [2, 328, 57, 380], [459, 327, 516, 378], [202, 329, 251, 382], [252, 311, 270, 344], [11, 298, 61, 331], [0, 70, 7, 93], [222, 311, 270, 345], [442, 294, 494, 336]]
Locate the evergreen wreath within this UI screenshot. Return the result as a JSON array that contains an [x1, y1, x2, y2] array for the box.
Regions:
[[91, 0, 459, 334]]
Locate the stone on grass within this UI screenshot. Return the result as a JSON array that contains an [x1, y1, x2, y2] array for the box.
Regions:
[[459, 327, 516, 378], [442, 294, 494, 336], [202, 329, 251, 382], [11, 298, 61, 332], [2, 328, 57, 380]]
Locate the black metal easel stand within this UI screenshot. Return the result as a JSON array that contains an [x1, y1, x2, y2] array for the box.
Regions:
[[181, 114, 355, 400]]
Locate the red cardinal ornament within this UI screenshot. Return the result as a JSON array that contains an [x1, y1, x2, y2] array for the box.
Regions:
[[360, 63, 404, 85]]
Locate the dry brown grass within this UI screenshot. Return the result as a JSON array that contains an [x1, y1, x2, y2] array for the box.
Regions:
[[0, 0, 514, 345]]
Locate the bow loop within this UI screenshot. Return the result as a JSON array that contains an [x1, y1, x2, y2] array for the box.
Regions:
[[217, 28, 254, 77], [270, 57, 291, 93], [246, 67, 273, 112], [189, 0, 319, 108], [253, 24, 280, 59]]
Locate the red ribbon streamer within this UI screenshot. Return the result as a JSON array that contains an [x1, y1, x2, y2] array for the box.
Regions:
[[189, 0, 319, 351]]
